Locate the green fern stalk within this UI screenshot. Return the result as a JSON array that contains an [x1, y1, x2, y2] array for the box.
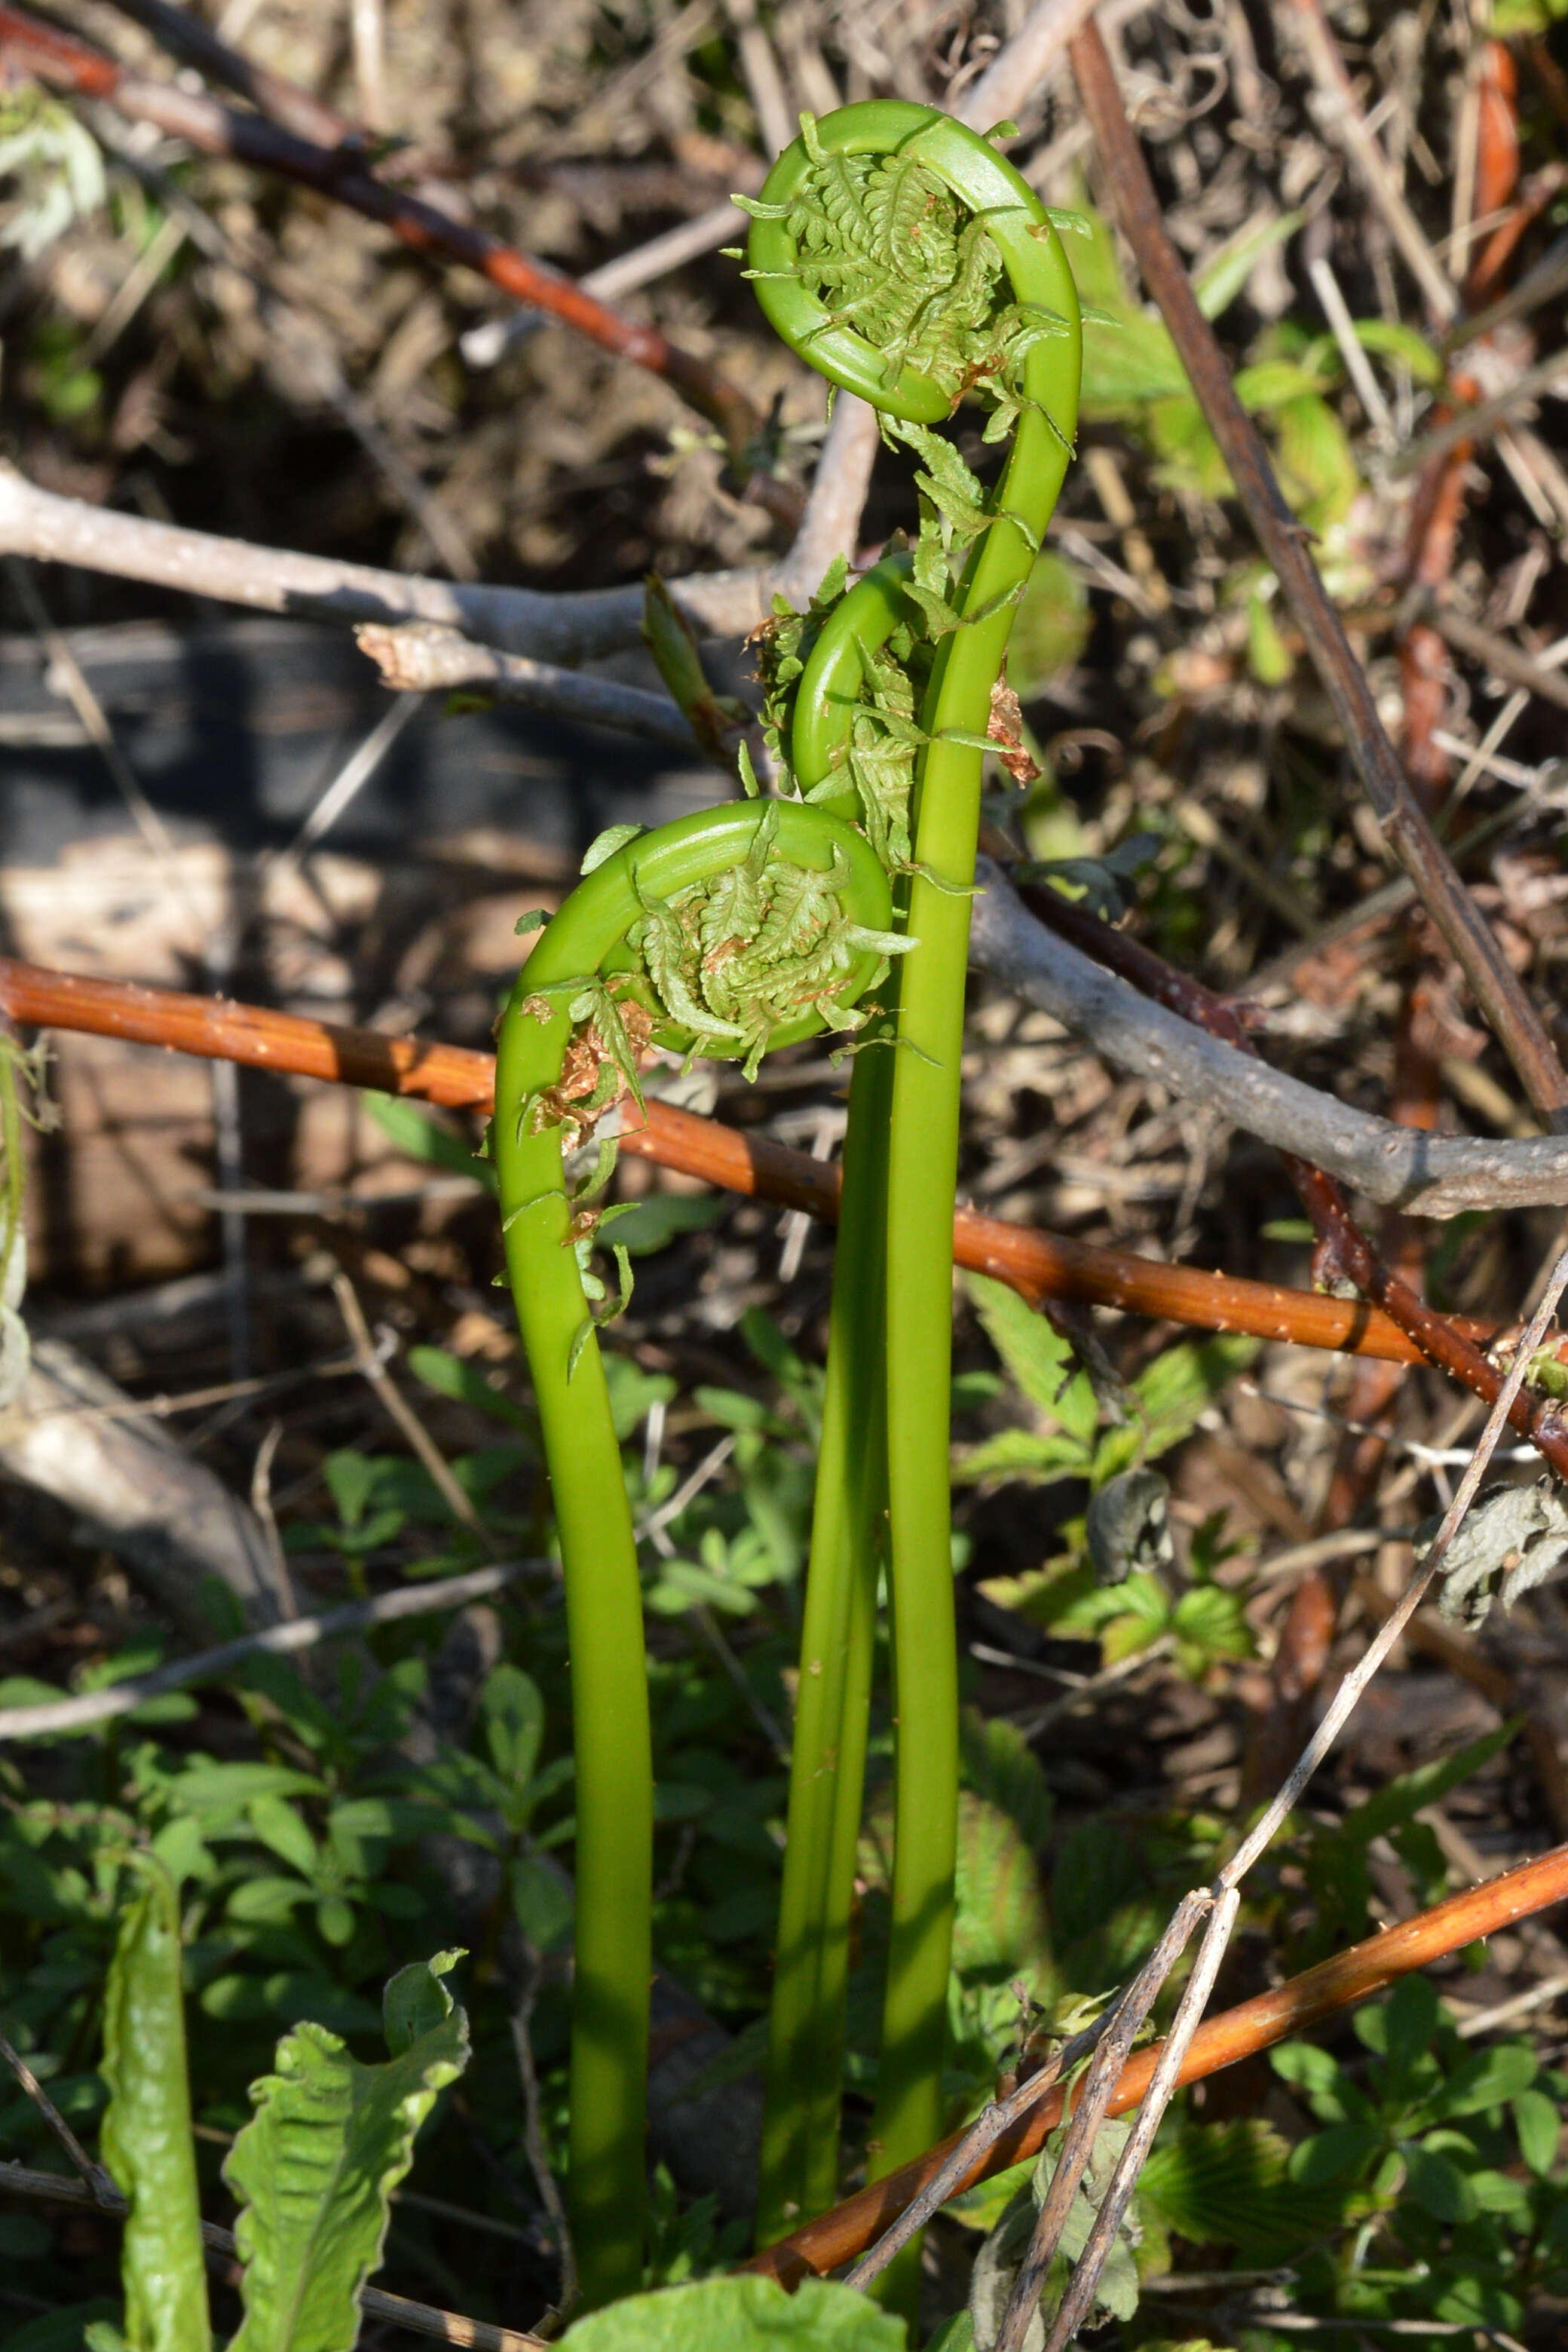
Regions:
[[744, 103, 1082, 2260], [495, 802, 908, 2299]]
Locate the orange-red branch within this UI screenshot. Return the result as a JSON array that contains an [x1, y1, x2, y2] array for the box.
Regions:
[[748, 1839, 1568, 2286], [0, 952, 1458, 1366]]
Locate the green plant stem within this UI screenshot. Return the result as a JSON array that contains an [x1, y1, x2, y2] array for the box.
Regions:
[[756, 1034, 890, 2242], [494, 987, 651, 2310], [870, 218, 1081, 2219], [494, 802, 902, 2300]]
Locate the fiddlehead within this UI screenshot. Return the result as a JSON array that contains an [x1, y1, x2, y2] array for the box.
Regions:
[[743, 103, 1082, 2262], [494, 803, 905, 2305]]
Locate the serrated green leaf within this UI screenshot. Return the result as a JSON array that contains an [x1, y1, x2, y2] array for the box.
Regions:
[[1288, 2121, 1381, 2185], [1132, 1334, 1257, 1456], [951, 1426, 1092, 1487], [559, 2274, 905, 2346], [223, 1993, 470, 2352], [953, 1793, 1050, 1979], [966, 1274, 1097, 1442], [1138, 2119, 1344, 2264], [960, 1710, 1053, 1848]]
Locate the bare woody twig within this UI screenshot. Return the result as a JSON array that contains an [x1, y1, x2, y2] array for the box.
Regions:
[[1424, 600, 1568, 717], [0, 2033, 118, 2202], [1019, 1226, 1559, 2351], [1034, 1888, 1240, 2352], [748, 1836, 1568, 2285], [0, 2161, 544, 2352], [0, 952, 1557, 1363], [1068, 18, 1568, 1135], [994, 1892, 1211, 2350], [353, 623, 702, 751], [1020, 884, 1568, 1479], [0, 6, 768, 480], [0, 394, 877, 658], [971, 865, 1568, 1219], [105, 0, 348, 148], [0, 1558, 539, 1741]]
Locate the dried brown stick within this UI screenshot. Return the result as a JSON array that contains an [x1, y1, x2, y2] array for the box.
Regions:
[[1035, 1887, 1240, 2352], [0, 2160, 543, 2350], [1068, 17, 1568, 1134], [0, 952, 1512, 1365], [994, 1891, 1210, 2351], [746, 1836, 1568, 2285], [0, 6, 766, 477], [1425, 601, 1568, 716], [0, 2032, 118, 2203]]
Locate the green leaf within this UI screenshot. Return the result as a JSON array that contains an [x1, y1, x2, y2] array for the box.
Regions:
[[481, 1663, 547, 1791], [1008, 552, 1090, 698], [223, 1989, 470, 2352], [952, 1427, 1091, 1488], [559, 2274, 905, 2346], [1132, 1335, 1257, 1457], [607, 1193, 729, 1257], [1513, 2086, 1560, 2176], [98, 1855, 211, 2352], [966, 1274, 1096, 1441], [1401, 2142, 1476, 2222], [1338, 1719, 1520, 1850], [1351, 317, 1446, 390], [599, 1353, 677, 1442], [361, 1093, 496, 1196], [960, 1710, 1053, 1848], [1427, 2037, 1539, 2120], [249, 1794, 319, 1882], [406, 1345, 532, 1433], [1288, 2122, 1381, 2185], [1193, 210, 1302, 321], [511, 1855, 574, 1952], [1138, 2119, 1344, 2265], [382, 1949, 464, 2056], [952, 1793, 1050, 1979], [1171, 1582, 1254, 1671]]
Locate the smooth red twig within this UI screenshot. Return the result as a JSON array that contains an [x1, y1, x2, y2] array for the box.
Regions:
[[0, 952, 1475, 1367], [0, 5, 773, 488], [747, 1839, 1568, 2286]]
